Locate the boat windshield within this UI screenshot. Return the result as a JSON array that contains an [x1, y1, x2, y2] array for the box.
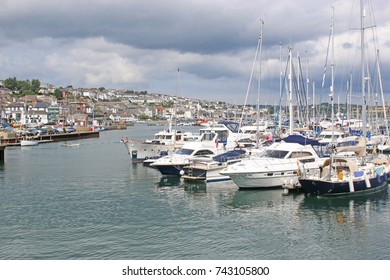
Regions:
[[261, 149, 289, 159], [193, 149, 214, 156], [155, 135, 171, 140], [200, 133, 216, 141], [175, 148, 194, 155]]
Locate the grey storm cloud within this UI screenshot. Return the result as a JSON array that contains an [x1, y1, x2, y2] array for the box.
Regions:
[[1, 0, 390, 103]]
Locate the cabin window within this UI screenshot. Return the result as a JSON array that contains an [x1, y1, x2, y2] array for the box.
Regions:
[[175, 148, 194, 155], [194, 150, 214, 156], [262, 150, 289, 158], [201, 133, 216, 141], [289, 152, 314, 158], [216, 131, 228, 142]]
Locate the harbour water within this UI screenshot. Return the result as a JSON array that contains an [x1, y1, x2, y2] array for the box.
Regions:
[[1, 125, 390, 260]]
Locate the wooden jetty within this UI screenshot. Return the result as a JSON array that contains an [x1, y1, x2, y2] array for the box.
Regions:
[[1, 131, 99, 147]]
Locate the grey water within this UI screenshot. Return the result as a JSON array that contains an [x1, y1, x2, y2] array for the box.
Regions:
[[1, 125, 389, 260]]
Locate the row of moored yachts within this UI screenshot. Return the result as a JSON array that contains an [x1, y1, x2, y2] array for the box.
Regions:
[[121, 121, 390, 196]]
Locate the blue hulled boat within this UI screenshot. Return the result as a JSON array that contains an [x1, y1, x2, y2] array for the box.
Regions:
[[181, 149, 246, 183], [298, 156, 390, 196]]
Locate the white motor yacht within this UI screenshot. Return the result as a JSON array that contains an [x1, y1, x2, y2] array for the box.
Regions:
[[219, 141, 325, 189]]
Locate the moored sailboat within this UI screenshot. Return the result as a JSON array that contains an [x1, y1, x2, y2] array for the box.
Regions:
[[297, 1, 390, 196], [298, 137, 390, 195]]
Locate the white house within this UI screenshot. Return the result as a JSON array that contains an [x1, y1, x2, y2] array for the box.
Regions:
[[4, 102, 50, 125]]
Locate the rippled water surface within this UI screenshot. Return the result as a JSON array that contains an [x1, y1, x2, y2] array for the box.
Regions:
[[1, 125, 390, 259]]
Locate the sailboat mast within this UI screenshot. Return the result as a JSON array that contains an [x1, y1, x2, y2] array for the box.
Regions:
[[361, 0, 367, 139], [279, 42, 282, 131], [172, 67, 181, 145], [347, 73, 352, 120], [312, 81, 316, 125], [256, 19, 264, 147], [239, 25, 262, 130], [296, 52, 301, 127], [306, 51, 310, 125], [288, 47, 293, 135], [327, 5, 336, 180], [376, 50, 389, 136], [330, 6, 335, 143]]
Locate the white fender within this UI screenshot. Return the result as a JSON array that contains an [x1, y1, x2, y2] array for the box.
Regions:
[[365, 174, 371, 188], [349, 178, 355, 193]]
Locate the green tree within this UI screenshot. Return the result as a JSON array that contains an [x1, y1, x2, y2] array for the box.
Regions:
[[137, 114, 150, 120], [3, 77, 17, 91], [54, 88, 63, 100], [3, 77, 41, 95], [162, 101, 174, 108], [31, 79, 41, 93], [21, 89, 35, 96], [16, 80, 29, 92]]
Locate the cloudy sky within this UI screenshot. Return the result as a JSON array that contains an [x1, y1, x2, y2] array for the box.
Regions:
[[1, 0, 390, 105]]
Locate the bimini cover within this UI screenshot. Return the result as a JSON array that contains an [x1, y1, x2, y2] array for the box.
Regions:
[[213, 150, 246, 163], [279, 135, 323, 146]]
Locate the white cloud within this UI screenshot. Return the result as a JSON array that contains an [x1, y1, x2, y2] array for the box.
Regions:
[[1, 0, 390, 104], [44, 38, 145, 87]]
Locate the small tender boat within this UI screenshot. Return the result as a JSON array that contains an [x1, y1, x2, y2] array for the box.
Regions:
[[61, 142, 80, 147], [20, 138, 39, 146]]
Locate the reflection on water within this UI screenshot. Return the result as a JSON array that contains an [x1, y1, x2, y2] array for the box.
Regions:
[[156, 176, 237, 194], [294, 186, 390, 259], [183, 180, 208, 193], [227, 188, 303, 210], [155, 178, 306, 215], [2, 126, 390, 260], [153, 183, 390, 259], [300, 186, 389, 227], [301, 186, 389, 211], [0, 164, 4, 181], [156, 176, 183, 189]]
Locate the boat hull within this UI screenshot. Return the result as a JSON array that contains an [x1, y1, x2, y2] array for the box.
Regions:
[[182, 167, 207, 180], [219, 144, 323, 189], [299, 173, 389, 196], [228, 172, 298, 189], [123, 142, 172, 162], [182, 166, 232, 183], [154, 164, 189, 176], [20, 140, 39, 146]]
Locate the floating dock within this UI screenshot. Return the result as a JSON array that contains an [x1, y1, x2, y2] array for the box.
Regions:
[[1, 131, 99, 147]]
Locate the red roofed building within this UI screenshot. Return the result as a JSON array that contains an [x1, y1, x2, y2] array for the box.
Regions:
[[154, 106, 166, 119]]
